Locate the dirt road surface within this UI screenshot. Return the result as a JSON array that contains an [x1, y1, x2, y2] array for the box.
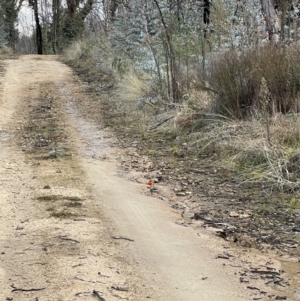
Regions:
[[0, 56, 292, 301]]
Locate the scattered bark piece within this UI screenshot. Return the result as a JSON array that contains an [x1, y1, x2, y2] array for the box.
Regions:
[[111, 286, 129, 292], [216, 255, 230, 259], [93, 290, 106, 301], [246, 286, 260, 291], [240, 277, 249, 283], [275, 297, 287, 300]]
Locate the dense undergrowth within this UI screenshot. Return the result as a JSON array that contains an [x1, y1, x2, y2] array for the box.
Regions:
[[62, 38, 300, 194]]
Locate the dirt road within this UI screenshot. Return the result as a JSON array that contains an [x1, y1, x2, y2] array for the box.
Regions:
[[0, 55, 290, 301]]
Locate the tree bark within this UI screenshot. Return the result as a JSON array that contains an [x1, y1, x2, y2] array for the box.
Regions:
[[203, 0, 210, 24], [52, 0, 61, 54], [109, 0, 119, 21], [67, 0, 76, 18], [32, 0, 43, 54], [260, 0, 280, 41]]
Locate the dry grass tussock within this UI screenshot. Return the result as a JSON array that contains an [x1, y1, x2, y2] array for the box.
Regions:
[[110, 72, 164, 136], [186, 113, 300, 191], [206, 44, 300, 118], [174, 90, 217, 131], [63, 40, 83, 61], [112, 73, 151, 111]]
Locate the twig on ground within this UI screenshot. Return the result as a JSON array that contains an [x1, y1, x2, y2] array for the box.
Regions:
[[59, 236, 80, 243], [11, 284, 45, 292], [93, 290, 106, 301], [149, 116, 174, 130], [216, 254, 230, 259], [111, 286, 129, 292], [112, 236, 134, 242], [250, 270, 280, 276]]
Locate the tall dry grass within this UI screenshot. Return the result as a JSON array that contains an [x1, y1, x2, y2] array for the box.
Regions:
[[206, 45, 300, 118], [186, 112, 300, 191]]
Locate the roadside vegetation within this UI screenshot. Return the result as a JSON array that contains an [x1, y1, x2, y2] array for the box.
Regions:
[[63, 37, 300, 194]]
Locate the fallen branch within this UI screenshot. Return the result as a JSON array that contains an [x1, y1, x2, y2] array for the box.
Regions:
[[149, 116, 174, 131], [11, 284, 45, 292], [250, 270, 280, 276], [111, 286, 129, 292], [59, 236, 80, 243], [112, 236, 134, 242]]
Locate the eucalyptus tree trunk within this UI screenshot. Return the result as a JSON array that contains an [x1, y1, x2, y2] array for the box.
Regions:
[[260, 0, 280, 42]]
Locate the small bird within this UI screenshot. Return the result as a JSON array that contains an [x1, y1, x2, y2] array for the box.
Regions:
[[147, 180, 154, 186], [147, 180, 154, 195]]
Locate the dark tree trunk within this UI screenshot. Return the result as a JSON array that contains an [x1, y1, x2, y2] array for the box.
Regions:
[[52, 0, 61, 54], [67, 0, 77, 18], [203, 0, 210, 24], [109, 0, 119, 21], [32, 0, 43, 54]]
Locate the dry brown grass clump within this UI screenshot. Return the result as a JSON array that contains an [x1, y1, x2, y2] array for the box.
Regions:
[[205, 45, 300, 118], [186, 113, 300, 191]]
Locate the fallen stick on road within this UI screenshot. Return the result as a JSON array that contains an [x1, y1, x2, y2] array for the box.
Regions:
[[112, 236, 134, 242], [11, 284, 45, 292], [59, 236, 80, 243]]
